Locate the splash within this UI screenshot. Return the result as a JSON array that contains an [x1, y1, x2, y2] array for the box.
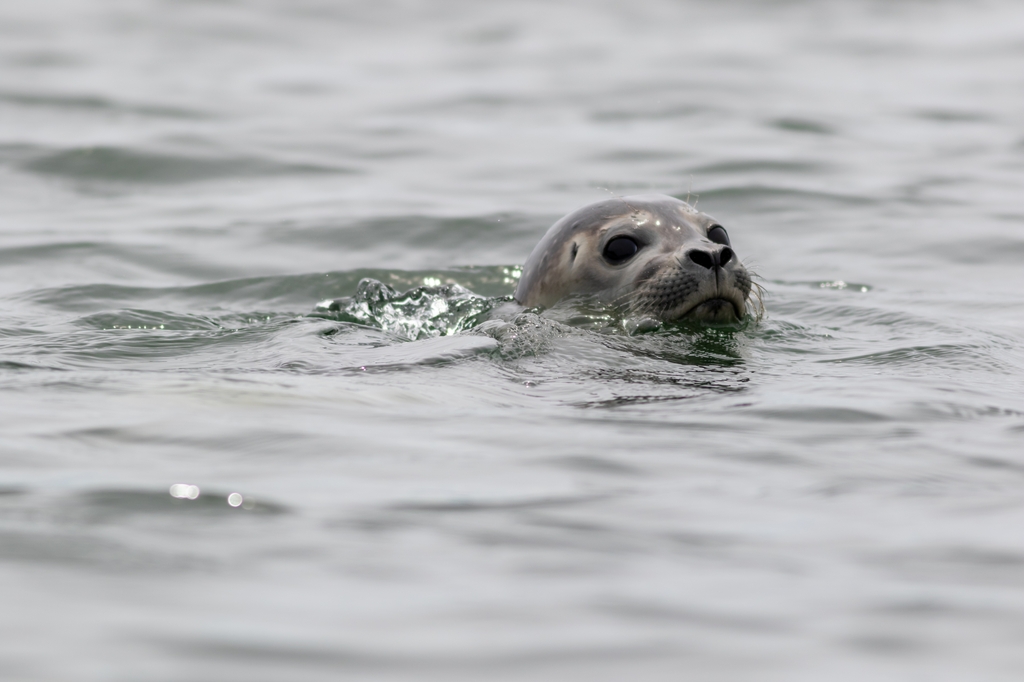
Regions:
[[313, 278, 505, 341]]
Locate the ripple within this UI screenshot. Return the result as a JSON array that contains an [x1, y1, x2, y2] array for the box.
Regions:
[[71, 488, 286, 520], [20, 145, 348, 184], [921, 236, 1024, 265], [317, 333, 499, 372], [772, 279, 873, 292], [590, 104, 708, 122], [675, 185, 869, 208], [769, 117, 836, 134], [822, 344, 994, 368], [867, 546, 1024, 586], [691, 159, 827, 175], [19, 266, 519, 313], [0, 359, 54, 372], [0, 529, 210, 572], [0, 89, 207, 118], [752, 406, 888, 423], [390, 493, 602, 513], [74, 309, 282, 332], [914, 108, 992, 123]]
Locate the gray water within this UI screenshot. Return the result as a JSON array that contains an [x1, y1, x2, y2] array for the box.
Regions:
[[2, 1, 1024, 680]]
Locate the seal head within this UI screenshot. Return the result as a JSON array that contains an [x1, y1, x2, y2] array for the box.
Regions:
[[514, 194, 751, 323]]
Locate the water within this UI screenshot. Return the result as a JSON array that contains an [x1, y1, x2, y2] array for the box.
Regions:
[[2, 1, 1024, 679]]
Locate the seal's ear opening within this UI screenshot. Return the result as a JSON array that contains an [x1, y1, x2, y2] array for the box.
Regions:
[[570, 242, 578, 262]]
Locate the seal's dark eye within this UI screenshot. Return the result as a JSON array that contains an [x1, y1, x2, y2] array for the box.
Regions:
[[603, 236, 640, 264], [707, 225, 730, 246]]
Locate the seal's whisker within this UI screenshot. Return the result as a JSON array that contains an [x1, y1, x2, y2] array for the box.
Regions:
[[608, 287, 640, 313], [610, 286, 653, 319], [596, 186, 641, 215], [747, 278, 767, 321]]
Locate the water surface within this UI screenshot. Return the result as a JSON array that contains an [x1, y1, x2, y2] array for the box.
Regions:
[[2, 1, 1024, 680]]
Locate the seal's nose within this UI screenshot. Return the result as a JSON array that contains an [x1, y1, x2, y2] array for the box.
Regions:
[[687, 246, 734, 269]]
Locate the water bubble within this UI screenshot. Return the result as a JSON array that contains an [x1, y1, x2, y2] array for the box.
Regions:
[[227, 492, 243, 507], [501, 266, 522, 285], [817, 280, 872, 292], [169, 483, 200, 500]]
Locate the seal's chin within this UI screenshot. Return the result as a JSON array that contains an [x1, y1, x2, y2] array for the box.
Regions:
[[681, 297, 743, 323]]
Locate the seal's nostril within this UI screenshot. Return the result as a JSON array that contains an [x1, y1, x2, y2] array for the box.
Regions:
[[688, 250, 715, 269], [719, 247, 733, 266]]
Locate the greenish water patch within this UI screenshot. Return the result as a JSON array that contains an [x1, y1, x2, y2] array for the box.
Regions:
[[72, 488, 286, 520], [0, 89, 207, 118], [770, 117, 835, 135], [22, 146, 348, 184]]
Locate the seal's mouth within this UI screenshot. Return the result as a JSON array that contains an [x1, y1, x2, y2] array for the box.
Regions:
[[679, 295, 745, 323], [630, 266, 752, 324]]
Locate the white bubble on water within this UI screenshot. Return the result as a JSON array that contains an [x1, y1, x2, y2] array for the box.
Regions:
[[169, 484, 200, 500]]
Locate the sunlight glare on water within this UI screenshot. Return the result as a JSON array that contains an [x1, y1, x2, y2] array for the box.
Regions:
[[0, 0, 1023, 681]]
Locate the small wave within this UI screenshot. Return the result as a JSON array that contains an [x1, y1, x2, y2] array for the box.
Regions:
[[19, 278, 323, 313], [751, 406, 888, 423], [19, 266, 521, 314], [271, 214, 541, 267], [769, 117, 836, 135], [912, 402, 1024, 421], [690, 159, 827, 175], [822, 344, 985, 367], [676, 185, 871, 208], [770, 299, 935, 331], [920, 236, 1024, 265], [20, 145, 347, 184], [0, 89, 206, 118], [0, 360, 57, 372], [313, 333, 499, 372], [590, 103, 708, 122], [74, 309, 287, 332], [390, 493, 602, 513], [476, 312, 574, 360], [0, 528, 206, 573], [913, 108, 991, 123], [771, 279, 873, 293], [71, 488, 285, 520]]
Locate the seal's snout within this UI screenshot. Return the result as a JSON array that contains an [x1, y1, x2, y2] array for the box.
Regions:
[[686, 246, 733, 270]]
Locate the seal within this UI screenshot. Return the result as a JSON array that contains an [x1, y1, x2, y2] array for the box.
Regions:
[[514, 194, 752, 323]]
